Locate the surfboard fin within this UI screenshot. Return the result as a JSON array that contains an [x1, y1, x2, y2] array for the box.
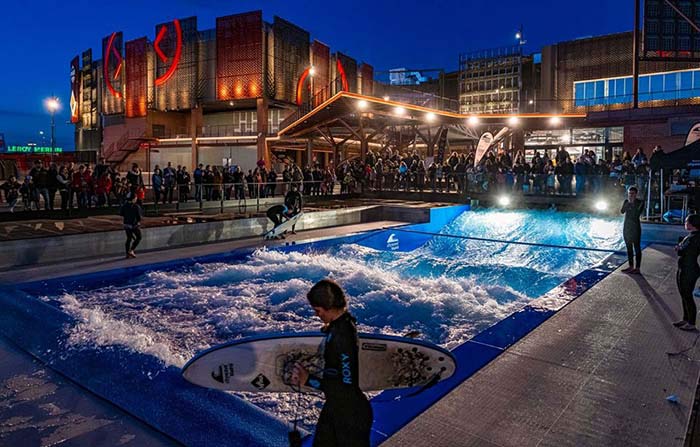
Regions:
[[288, 429, 302, 447], [403, 330, 422, 339], [393, 372, 442, 401]]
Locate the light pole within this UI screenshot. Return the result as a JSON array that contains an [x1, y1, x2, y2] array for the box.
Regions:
[[46, 96, 59, 156], [515, 25, 526, 47]]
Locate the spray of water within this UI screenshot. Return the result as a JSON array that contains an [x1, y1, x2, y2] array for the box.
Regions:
[[41, 209, 622, 430]]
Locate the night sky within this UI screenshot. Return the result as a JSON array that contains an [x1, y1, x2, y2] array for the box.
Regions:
[[0, 0, 633, 150]]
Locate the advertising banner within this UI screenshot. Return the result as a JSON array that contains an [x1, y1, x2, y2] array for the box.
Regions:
[[70, 56, 80, 123]]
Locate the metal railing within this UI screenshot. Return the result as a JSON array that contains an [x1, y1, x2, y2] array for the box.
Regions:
[[0, 170, 688, 223], [0, 179, 337, 215]]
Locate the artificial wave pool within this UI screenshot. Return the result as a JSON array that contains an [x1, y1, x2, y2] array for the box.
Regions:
[[2, 208, 626, 445]]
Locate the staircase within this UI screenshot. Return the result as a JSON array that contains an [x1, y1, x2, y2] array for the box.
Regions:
[[104, 131, 149, 167], [278, 78, 339, 132]]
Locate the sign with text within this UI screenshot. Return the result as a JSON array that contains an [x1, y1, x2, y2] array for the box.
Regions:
[[7, 145, 64, 154]]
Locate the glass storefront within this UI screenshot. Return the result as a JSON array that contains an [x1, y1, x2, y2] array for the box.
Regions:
[[524, 127, 623, 161]]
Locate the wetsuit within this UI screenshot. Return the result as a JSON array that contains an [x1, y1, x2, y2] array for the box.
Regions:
[[306, 312, 372, 447], [677, 231, 700, 325], [285, 190, 303, 214], [621, 198, 644, 269], [119, 202, 143, 254], [284, 190, 303, 232], [266, 204, 287, 226]]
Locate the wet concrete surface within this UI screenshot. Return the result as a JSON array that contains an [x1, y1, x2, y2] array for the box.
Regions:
[[0, 336, 180, 447]]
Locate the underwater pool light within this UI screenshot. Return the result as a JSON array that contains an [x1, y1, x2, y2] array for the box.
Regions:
[[497, 195, 511, 207]]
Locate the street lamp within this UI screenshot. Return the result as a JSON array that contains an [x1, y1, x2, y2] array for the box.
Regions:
[[46, 96, 60, 154], [515, 26, 526, 46]]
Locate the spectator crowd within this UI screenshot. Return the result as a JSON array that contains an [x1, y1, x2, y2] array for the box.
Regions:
[[0, 146, 656, 213], [334, 146, 653, 198]]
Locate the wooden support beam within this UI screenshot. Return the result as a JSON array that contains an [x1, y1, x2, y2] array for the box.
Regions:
[[337, 118, 363, 141]]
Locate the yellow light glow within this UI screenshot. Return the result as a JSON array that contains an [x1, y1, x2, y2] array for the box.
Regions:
[[508, 116, 519, 126], [426, 112, 436, 122], [357, 100, 368, 110], [394, 106, 405, 115], [468, 116, 479, 126], [550, 116, 562, 125], [46, 97, 60, 112]]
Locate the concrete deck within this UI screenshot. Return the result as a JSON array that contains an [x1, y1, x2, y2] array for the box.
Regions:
[[0, 335, 179, 447], [384, 244, 699, 447]]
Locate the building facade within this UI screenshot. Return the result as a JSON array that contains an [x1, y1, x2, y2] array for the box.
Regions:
[[70, 10, 374, 171]]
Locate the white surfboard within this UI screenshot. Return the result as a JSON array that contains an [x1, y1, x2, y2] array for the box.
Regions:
[[181, 332, 456, 393], [263, 212, 303, 240]]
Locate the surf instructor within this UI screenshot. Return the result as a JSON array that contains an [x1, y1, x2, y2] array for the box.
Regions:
[[621, 186, 644, 274], [291, 279, 372, 446]]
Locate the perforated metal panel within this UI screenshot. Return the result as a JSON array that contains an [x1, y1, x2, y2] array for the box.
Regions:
[[101, 32, 124, 115], [644, 0, 700, 57], [272, 16, 309, 103], [125, 37, 148, 118], [216, 11, 264, 100], [311, 40, 330, 106], [154, 17, 198, 111], [359, 63, 374, 96], [555, 32, 699, 112], [337, 52, 358, 93]]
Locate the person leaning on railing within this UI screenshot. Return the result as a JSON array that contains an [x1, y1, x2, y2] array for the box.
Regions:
[[193, 164, 203, 202], [163, 162, 176, 204], [177, 166, 191, 202], [267, 168, 278, 197]]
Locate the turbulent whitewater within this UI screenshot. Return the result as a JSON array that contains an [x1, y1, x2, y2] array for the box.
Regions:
[[40, 209, 623, 428]]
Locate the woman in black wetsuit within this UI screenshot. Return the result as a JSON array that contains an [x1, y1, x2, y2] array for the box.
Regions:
[[291, 279, 372, 447], [674, 214, 700, 331], [621, 186, 644, 274]]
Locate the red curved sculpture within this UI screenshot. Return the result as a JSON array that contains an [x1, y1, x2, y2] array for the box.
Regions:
[[296, 66, 312, 105], [103, 32, 123, 99], [154, 19, 182, 87], [336, 59, 349, 92]]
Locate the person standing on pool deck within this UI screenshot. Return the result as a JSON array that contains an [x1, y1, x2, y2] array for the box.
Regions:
[[119, 192, 143, 258], [674, 214, 700, 331], [284, 184, 303, 234], [620, 186, 644, 274], [291, 280, 372, 447]]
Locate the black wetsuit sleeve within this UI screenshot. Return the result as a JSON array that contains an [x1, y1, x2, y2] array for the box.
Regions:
[[620, 200, 629, 214], [678, 232, 700, 271], [305, 317, 359, 395]]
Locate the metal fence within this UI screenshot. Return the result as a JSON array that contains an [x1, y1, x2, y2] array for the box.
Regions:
[[0, 171, 689, 223]]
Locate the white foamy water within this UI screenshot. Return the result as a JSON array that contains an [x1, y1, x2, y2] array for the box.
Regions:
[[41, 209, 623, 429]]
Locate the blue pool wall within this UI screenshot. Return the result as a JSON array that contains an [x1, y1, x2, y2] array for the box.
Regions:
[[0, 204, 634, 447]]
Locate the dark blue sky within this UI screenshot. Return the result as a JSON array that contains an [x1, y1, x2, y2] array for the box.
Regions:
[[0, 0, 633, 150]]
